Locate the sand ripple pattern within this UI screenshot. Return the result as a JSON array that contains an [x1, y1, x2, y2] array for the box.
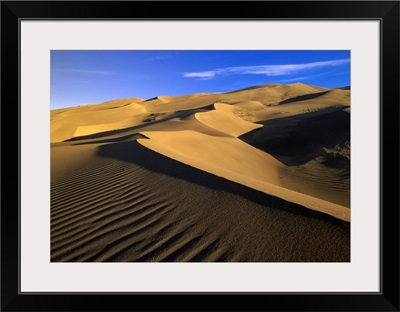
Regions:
[[51, 140, 350, 262], [51, 151, 237, 262]]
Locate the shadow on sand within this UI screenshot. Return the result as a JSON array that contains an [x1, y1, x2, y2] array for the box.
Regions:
[[278, 91, 330, 105], [240, 107, 350, 166], [96, 138, 350, 230]]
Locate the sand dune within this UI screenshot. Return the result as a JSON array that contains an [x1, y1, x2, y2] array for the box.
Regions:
[[51, 140, 349, 262], [138, 130, 284, 183], [194, 103, 263, 137], [51, 98, 146, 142], [225, 82, 328, 104], [51, 83, 349, 142], [138, 130, 349, 222], [51, 83, 350, 262]]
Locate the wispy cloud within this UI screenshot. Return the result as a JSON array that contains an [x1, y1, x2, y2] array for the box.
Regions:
[[54, 68, 114, 75], [184, 71, 221, 79], [183, 58, 350, 80]]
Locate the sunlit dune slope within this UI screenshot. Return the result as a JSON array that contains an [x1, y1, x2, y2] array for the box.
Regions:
[[51, 98, 146, 142], [137, 130, 349, 221], [194, 103, 263, 137]]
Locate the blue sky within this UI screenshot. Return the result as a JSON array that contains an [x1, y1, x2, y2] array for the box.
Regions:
[[51, 50, 350, 109]]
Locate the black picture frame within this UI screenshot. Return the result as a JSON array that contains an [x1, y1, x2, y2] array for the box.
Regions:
[[1, 1, 399, 311]]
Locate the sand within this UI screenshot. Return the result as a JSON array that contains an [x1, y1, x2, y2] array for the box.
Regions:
[[51, 83, 350, 262]]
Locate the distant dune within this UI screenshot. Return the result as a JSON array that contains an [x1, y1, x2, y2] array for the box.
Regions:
[[51, 83, 350, 262]]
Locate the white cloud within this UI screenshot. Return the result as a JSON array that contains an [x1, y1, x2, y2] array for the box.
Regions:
[[183, 71, 222, 80], [183, 58, 350, 80]]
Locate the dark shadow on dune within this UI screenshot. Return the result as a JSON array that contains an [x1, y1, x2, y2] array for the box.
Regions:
[[223, 83, 279, 94], [96, 139, 350, 231], [63, 113, 184, 143], [278, 91, 330, 105], [143, 96, 159, 102], [69, 133, 147, 146], [175, 103, 215, 116], [63, 124, 153, 143], [239, 107, 350, 166], [187, 103, 215, 111]]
